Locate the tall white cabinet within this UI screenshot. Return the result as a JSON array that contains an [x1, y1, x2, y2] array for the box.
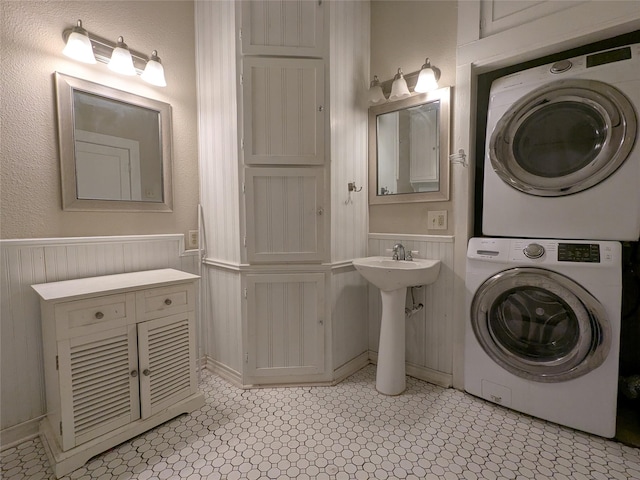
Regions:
[[196, 0, 370, 387], [32, 269, 204, 478]]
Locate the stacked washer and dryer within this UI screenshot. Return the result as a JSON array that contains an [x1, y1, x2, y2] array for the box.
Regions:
[[465, 43, 640, 438]]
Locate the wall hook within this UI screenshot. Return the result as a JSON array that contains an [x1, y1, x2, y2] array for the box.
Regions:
[[348, 182, 362, 193]]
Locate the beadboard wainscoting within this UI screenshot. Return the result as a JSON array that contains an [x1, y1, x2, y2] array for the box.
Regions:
[[201, 261, 243, 385], [331, 264, 370, 379], [0, 235, 199, 448], [367, 234, 455, 387]]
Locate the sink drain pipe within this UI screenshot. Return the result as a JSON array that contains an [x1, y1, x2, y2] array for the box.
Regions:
[[405, 286, 424, 318]]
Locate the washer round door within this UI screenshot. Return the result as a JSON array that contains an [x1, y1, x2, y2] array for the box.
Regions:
[[489, 79, 637, 196], [470, 268, 611, 382]]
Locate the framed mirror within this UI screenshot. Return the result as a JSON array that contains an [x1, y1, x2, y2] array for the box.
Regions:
[[55, 72, 173, 211], [368, 87, 450, 204]]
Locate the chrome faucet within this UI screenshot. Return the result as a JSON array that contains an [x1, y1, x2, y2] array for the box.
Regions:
[[392, 243, 406, 260]]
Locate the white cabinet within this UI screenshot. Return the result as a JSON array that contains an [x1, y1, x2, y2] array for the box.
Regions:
[[479, 0, 580, 37], [242, 57, 325, 166], [244, 273, 325, 382], [32, 269, 203, 479], [240, 0, 324, 57], [245, 167, 326, 263]]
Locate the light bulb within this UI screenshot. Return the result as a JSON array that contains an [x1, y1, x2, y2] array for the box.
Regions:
[[62, 20, 96, 64], [389, 69, 410, 100], [108, 37, 136, 76], [414, 59, 439, 93], [368, 75, 386, 105], [141, 51, 167, 87]]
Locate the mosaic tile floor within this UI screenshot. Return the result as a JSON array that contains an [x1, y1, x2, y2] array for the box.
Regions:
[[2, 365, 640, 480]]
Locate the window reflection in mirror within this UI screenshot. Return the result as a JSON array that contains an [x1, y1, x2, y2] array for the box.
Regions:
[[55, 72, 173, 212], [368, 87, 450, 205]]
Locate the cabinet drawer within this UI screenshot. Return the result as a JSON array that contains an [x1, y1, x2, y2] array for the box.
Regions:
[[136, 283, 195, 320], [55, 294, 135, 339]]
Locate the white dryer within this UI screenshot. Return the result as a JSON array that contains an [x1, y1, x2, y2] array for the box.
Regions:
[[482, 43, 639, 241], [465, 237, 622, 438]]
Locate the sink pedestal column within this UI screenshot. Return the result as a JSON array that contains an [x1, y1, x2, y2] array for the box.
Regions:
[[376, 288, 407, 395]]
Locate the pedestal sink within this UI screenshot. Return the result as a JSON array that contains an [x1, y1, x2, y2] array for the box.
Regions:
[[352, 256, 441, 395]]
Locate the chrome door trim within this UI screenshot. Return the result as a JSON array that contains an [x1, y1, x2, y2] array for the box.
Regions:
[[490, 79, 637, 196], [471, 267, 611, 382]]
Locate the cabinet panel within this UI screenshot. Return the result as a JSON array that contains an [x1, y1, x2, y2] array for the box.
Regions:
[[241, 0, 324, 57], [58, 325, 139, 450], [245, 167, 326, 263], [137, 313, 198, 418], [480, 0, 585, 37], [246, 273, 325, 378], [243, 57, 325, 165]]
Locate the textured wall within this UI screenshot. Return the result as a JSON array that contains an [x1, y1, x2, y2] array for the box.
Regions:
[[369, 0, 458, 235], [0, 1, 199, 240]]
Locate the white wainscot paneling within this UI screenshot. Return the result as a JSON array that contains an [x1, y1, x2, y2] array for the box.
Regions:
[[195, 0, 241, 264], [367, 234, 455, 387], [331, 267, 369, 378], [329, 0, 369, 263], [0, 235, 198, 448], [201, 264, 243, 384]]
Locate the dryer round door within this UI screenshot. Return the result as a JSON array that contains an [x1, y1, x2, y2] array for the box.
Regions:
[[470, 267, 611, 382], [489, 79, 637, 196]]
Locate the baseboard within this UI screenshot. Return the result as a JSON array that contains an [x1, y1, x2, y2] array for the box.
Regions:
[[0, 417, 42, 451], [333, 352, 370, 385], [204, 356, 243, 388], [368, 351, 453, 388]]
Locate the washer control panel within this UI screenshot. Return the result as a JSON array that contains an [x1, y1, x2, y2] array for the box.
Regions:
[[523, 243, 545, 259], [557, 243, 600, 262]]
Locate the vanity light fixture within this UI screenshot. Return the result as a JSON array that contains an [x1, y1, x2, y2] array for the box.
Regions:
[[414, 58, 440, 93], [389, 68, 411, 101], [368, 75, 387, 105], [108, 37, 136, 76], [62, 20, 96, 64], [62, 20, 167, 87], [369, 58, 441, 104]]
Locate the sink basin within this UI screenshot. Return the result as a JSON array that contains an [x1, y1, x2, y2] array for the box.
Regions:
[[352, 255, 441, 395], [352, 256, 441, 292]]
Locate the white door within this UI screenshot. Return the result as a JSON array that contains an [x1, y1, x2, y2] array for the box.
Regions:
[[74, 130, 142, 201], [245, 167, 326, 263], [245, 273, 325, 380], [57, 325, 140, 451], [242, 57, 325, 165], [240, 0, 324, 57], [137, 313, 198, 418]]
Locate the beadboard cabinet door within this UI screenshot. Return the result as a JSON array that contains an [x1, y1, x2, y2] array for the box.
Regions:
[[242, 57, 325, 166], [245, 273, 325, 381], [245, 167, 326, 263], [240, 0, 324, 57]]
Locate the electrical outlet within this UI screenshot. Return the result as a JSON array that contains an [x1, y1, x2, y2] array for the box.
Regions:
[[427, 211, 447, 230], [188, 230, 198, 249]]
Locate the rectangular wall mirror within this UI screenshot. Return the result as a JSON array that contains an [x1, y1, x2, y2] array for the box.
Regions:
[[55, 72, 173, 211], [368, 87, 450, 204]]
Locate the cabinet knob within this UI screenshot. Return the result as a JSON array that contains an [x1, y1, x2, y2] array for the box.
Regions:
[[317, 207, 324, 216], [143, 369, 151, 376], [164, 298, 172, 306], [130, 370, 138, 378], [95, 311, 104, 319]]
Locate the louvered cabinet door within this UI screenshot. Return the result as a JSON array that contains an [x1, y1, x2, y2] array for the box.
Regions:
[[57, 325, 140, 451], [137, 313, 198, 418]]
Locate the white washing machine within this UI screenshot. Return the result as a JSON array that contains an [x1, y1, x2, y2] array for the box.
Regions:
[[482, 43, 639, 241], [465, 237, 622, 438]]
